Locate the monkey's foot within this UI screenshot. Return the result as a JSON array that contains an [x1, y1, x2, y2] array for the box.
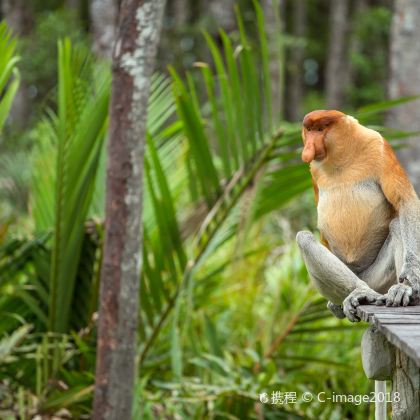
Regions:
[[327, 301, 346, 319], [343, 287, 385, 323], [384, 284, 412, 307], [399, 263, 420, 298]]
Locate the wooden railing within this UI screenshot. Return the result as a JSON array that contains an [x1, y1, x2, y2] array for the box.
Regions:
[[358, 305, 420, 419]]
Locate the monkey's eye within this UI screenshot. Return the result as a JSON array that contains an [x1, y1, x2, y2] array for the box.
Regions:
[[318, 127, 323, 132], [307, 128, 311, 132]]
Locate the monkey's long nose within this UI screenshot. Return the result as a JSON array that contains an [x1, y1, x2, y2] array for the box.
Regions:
[[302, 140, 315, 163]]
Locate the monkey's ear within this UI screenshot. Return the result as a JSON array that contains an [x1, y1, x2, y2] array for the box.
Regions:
[[303, 110, 344, 129]]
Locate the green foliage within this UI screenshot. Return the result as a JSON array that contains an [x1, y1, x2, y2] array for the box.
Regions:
[[348, 6, 392, 107], [138, 4, 307, 381], [23, 39, 110, 333], [19, 9, 87, 119], [0, 39, 109, 414], [0, 22, 20, 133], [48, 39, 110, 332], [0, 3, 414, 419]]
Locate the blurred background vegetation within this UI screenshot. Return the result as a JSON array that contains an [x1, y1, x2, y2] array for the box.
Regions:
[[0, 0, 418, 418]]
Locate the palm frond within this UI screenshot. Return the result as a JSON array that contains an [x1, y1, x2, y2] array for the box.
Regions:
[[138, 5, 306, 369], [0, 21, 20, 132]]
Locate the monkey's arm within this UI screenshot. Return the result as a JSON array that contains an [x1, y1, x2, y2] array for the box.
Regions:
[[380, 141, 420, 295], [297, 231, 385, 322]]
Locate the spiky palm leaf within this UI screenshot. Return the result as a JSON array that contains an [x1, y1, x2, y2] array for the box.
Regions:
[[137, 2, 306, 371], [0, 21, 20, 132], [0, 21, 20, 227], [0, 4, 415, 417]]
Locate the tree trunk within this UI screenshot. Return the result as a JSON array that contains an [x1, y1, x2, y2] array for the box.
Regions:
[[92, 1, 166, 419], [172, 0, 189, 27], [90, 0, 119, 59], [1, 0, 32, 32], [1, 0, 32, 127], [262, 0, 285, 122], [325, 0, 350, 109], [209, 0, 235, 33], [66, 0, 79, 10], [342, 0, 367, 90], [387, 0, 420, 193], [287, 0, 306, 122]]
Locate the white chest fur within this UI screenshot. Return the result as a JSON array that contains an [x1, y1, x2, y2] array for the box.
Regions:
[[318, 180, 393, 270]]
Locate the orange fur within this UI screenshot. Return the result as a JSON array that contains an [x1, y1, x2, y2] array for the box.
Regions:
[[302, 110, 416, 269], [301, 111, 344, 163], [380, 141, 417, 210], [303, 109, 344, 130], [311, 176, 319, 205], [311, 175, 329, 249], [308, 115, 383, 186]]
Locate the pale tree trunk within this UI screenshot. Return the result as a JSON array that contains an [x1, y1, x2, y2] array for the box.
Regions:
[[92, 1, 166, 419], [387, 0, 420, 193], [66, 0, 79, 10], [262, 0, 285, 122], [325, 0, 350, 109], [342, 0, 367, 89], [190, 0, 202, 24], [90, 0, 119, 59], [287, 0, 306, 122], [209, 0, 235, 33], [172, 0, 189, 27], [1, 0, 32, 127]]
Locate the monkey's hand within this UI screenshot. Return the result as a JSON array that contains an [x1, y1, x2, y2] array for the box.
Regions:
[[399, 259, 420, 300], [342, 287, 385, 323], [327, 301, 346, 319], [384, 284, 412, 307]]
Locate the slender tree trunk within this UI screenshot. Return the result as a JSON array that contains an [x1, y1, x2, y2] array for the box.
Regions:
[[209, 0, 235, 33], [1, 0, 32, 127], [287, 0, 306, 122], [189, 0, 201, 24], [325, 0, 350, 109], [262, 0, 285, 122], [172, 0, 189, 27], [92, 1, 166, 419], [387, 0, 420, 193], [342, 0, 367, 89], [1, 0, 31, 33], [66, 0, 79, 10], [90, 0, 119, 59]]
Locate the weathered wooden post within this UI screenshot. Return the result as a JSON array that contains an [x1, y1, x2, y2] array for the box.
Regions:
[[358, 305, 420, 420], [361, 325, 394, 420]]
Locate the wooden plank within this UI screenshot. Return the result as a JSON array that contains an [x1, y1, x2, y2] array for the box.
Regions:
[[376, 319, 420, 324], [357, 305, 420, 323], [358, 305, 420, 314], [379, 324, 420, 367], [373, 314, 420, 320], [357, 305, 420, 367]]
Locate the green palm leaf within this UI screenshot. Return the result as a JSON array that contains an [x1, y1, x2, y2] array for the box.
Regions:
[[138, 6, 306, 369], [0, 21, 20, 133], [47, 39, 110, 332]]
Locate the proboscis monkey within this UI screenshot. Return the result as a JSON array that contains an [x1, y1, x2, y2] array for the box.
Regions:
[[296, 110, 420, 322]]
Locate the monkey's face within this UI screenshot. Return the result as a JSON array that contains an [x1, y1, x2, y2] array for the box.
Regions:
[[301, 110, 345, 163]]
